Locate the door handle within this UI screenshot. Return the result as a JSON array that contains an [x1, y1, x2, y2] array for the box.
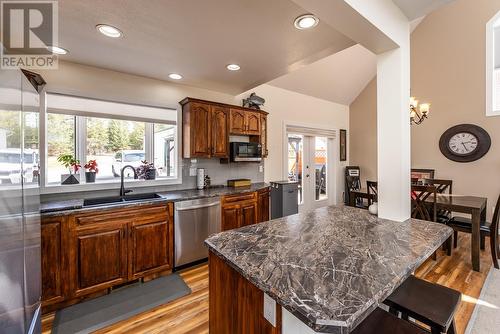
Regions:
[[176, 202, 220, 211]]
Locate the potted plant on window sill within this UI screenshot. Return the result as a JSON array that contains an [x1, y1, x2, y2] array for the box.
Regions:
[[84, 160, 99, 183], [57, 154, 81, 185], [136, 160, 156, 180]]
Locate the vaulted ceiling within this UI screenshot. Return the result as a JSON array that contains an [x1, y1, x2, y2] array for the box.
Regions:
[[55, 0, 456, 104]]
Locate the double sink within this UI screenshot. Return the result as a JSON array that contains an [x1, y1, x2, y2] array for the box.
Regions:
[[83, 193, 162, 207]]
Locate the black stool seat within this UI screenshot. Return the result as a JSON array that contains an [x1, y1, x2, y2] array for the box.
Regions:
[[351, 308, 428, 334], [384, 276, 460, 333], [448, 216, 491, 232]]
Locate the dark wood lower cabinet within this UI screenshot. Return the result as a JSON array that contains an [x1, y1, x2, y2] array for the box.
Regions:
[[209, 251, 282, 334], [129, 205, 173, 279], [258, 188, 270, 223], [221, 189, 270, 231], [75, 225, 128, 295], [41, 203, 173, 312], [41, 216, 67, 306]]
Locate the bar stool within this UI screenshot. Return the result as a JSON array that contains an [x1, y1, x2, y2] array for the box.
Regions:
[[351, 308, 428, 334], [384, 276, 460, 334]]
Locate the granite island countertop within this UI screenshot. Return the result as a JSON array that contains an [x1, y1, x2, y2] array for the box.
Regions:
[[205, 205, 453, 333], [41, 182, 269, 216]]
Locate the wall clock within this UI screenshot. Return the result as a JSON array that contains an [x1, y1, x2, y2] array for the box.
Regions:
[[439, 124, 491, 162]]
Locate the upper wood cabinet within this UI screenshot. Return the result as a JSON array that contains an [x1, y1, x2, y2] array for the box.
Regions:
[[181, 99, 230, 159], [260, 114, 268, 158], [211, 106, 229, 157], [229, 109, 261, 136], [181, 98, 268, 159], [245, 111, 261, 135], [229, 109, 247, 135]]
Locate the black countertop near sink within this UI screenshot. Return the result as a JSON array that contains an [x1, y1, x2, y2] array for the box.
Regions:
[[41, 183, 270, 216]]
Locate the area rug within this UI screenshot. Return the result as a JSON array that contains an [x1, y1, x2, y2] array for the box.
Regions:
[[465, 268, 500, 333], [51, 274, 191, 334]]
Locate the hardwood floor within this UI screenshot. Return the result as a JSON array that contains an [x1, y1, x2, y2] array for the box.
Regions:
[[415, 233, 492, 334], [42, 233, 492, 334]]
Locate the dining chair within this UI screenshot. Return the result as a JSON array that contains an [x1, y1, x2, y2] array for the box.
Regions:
[[411, 185, 452, 257], [351, 308, 428, 334], [422, 179, 453, 224], [411, 185, 437, 222], [366, 181, 378, 205], [447, 194, 500, 269], [384, 275, 461, 334]]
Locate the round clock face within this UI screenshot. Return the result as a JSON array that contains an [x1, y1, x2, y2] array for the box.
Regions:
[[448, 132, 478, 156], [439, 124, 491, 163]]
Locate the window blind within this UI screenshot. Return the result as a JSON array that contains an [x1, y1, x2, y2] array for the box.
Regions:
[[286, 125, 337, 139], [46, 93, 177, 124]]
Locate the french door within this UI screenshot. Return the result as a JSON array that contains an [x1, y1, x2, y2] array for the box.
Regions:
[[287, 134, 330, 212]]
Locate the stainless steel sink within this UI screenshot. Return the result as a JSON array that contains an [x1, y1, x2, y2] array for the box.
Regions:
[[83, 193, 162, 207]]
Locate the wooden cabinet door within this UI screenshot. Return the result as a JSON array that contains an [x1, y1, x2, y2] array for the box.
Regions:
[[222, 203, 241, 231], [211, 106, 229, 157], [190, 102, 211, 157], [230, 109, 247, 135], [246, 111, 261, 135], [129, 205, 173, 279], [240, 201, 258, 227], [260, 114, 268, 158], [41, 217, 66, 306], [257, 189, 270, 223], [73, 220, 128, 296]]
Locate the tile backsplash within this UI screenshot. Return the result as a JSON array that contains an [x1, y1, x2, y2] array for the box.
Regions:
[[41, 158, 264, 202]]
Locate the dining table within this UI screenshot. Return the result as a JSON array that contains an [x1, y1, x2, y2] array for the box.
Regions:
[[348, 188, 488, 272], [428, 194, 488, 272]]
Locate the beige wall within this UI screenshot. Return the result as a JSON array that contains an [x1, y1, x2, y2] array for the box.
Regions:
[[349, 0, 500, 218], [349, 78, 377, 185]]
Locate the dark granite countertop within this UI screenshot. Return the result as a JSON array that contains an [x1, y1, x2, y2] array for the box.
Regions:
[[205, 205, 453, 333], [41, 183, 269, 216]]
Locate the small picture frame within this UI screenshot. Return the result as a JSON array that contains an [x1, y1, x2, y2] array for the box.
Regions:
[[339, 129, 347, 161]]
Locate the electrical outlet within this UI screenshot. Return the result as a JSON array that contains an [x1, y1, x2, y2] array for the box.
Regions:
[[263, 293, 276, 327], [259, 165, 264, 173], [189, 167, 197, 176]]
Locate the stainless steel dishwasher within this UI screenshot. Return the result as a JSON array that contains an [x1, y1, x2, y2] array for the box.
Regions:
[[174, 197, 221, 269]]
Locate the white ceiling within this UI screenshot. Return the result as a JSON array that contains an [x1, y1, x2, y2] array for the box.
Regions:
[[392, 0, 455, 20], [56, 0, 355, 95], [268, 45, 376, 105]]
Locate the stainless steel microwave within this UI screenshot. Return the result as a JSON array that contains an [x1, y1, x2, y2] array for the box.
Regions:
[[230, 142, 262, 162]]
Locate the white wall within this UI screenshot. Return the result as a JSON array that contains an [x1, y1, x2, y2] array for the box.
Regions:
[[236, 85, 349, 205], [38, 61, 236, 110]]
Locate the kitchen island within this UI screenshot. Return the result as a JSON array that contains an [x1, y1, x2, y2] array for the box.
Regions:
[[205, 205, 453, 333]]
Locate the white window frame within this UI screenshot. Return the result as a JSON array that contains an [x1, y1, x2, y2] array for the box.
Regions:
[[486, 10, 500, 117], [40, 92, 182, 194]]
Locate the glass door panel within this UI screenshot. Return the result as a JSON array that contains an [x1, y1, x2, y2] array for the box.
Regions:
[[287, 134, 303, 205], [314, 137, 327, 201]]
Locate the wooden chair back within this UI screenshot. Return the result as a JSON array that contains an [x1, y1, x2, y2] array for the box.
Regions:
[[411, 185, 437, 222], [491, 194, 500, 243], [366, 181, 378, 204], [422, 179, 452, 195]]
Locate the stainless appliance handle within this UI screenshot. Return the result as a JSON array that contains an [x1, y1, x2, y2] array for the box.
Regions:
[[175, 201, 220, 211], [233, 157, 262, 162]]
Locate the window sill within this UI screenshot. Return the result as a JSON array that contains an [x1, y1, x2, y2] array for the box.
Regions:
[[40, 177, 182, 194]]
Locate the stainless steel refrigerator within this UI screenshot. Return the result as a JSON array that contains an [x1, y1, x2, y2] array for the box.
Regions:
[[0, 69, 44, 334]]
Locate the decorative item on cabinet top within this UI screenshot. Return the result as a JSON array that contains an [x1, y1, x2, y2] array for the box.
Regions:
[[242, 92, 265, 110], [180, 97, 268, 160]]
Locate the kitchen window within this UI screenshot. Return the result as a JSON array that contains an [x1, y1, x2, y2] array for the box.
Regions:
[[42, 93, 180, 190]]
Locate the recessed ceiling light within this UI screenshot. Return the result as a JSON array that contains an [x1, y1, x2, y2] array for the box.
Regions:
[[47, 46, 68, 55], [294, 14, 319, 30], [168, 73, 183, 80], [96, 24, 123, 38], [226, 64, 241, 71]]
